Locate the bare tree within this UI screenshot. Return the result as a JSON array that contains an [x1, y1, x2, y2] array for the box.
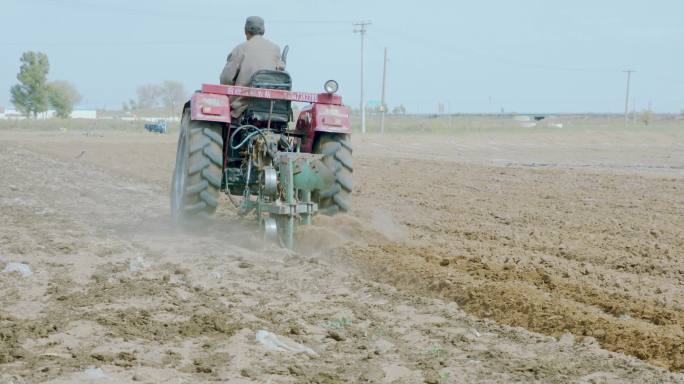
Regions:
[[136, 84, 161, 109], [159, 81, 187, 115]]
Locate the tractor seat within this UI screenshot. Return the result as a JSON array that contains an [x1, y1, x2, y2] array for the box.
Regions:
[[243, 70, 292, 128]]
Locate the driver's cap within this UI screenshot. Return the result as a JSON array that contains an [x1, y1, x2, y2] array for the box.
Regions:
[[245, 16, 265, 35]]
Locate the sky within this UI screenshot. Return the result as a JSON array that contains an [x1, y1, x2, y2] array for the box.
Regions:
[[1, 0, 683, 113]]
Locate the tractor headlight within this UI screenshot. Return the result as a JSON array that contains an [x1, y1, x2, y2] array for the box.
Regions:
[[324, 80, 339, 94]]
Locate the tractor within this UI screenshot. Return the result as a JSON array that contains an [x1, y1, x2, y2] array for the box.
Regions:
[[170, 69, 352, 249]]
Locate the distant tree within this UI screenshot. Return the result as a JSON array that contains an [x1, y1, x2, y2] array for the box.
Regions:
[[640, 109, 652, 126], [10, 51, 50, 118], [128, 99, 138, 111], [47, 81, 82, 118], [366, 105, 380, 114], [159, 80, 187, 115], [136, 84, 161, 109], [392, 104, 406, 115]]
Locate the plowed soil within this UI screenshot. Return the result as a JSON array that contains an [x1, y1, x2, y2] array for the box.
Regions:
[[0, 125, 682, 383]]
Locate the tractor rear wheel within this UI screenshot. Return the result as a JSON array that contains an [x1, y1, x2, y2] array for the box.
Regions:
[[313, 133, 353, 215], [171, 110, 224, 218]]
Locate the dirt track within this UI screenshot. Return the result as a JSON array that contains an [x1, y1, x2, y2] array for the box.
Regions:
[[1, 127, 683, 383]]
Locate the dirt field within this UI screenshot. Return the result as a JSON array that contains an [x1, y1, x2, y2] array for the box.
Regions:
[[1, 122, 683, 383]]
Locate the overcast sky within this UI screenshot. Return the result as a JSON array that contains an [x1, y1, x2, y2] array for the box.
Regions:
[[1, 0, 683, 113]]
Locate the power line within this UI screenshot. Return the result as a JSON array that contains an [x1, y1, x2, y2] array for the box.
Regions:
[[0, 40, 214, 47], [373, 27, 626, 74], [26, 0, 353, 24], [0, 30, 350, 47]]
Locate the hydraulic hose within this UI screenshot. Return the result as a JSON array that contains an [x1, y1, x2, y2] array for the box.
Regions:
[[229, 124, 268, 150]]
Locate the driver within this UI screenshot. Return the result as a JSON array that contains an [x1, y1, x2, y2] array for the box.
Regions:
[[220, 16, 284, 119]]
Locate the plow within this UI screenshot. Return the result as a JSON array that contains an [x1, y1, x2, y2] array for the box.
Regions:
[[171, 71, 352, 249]]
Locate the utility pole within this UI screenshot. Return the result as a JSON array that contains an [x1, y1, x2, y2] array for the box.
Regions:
[[380, 47, 388, 135], [353, 21, 371, 134], [623, 70, 635, 128]]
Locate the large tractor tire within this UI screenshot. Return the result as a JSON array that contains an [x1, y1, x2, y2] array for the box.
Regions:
[[313, 133, 353, 215], [171, 110, 224, 218]]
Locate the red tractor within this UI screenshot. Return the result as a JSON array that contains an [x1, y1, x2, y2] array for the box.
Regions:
[[170, 71, 352, 248]]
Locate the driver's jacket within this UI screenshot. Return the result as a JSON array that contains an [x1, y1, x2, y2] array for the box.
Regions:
[[220, 35, 284, 118]]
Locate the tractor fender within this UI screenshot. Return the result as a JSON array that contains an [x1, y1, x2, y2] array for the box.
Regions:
[[189, 91, 231, 123], [297, 104, 350, 152]]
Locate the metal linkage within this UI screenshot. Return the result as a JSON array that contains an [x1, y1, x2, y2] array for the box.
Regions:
[[226, 128, 325, 249]]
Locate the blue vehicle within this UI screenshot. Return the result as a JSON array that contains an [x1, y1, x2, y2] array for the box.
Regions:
[[144, 120, 167, 134]]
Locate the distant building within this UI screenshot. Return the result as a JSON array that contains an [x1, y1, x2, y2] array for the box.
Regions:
[[0, 108, 97, 120], [70, 110, 97, 119], [1, 109, 24, 119]]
